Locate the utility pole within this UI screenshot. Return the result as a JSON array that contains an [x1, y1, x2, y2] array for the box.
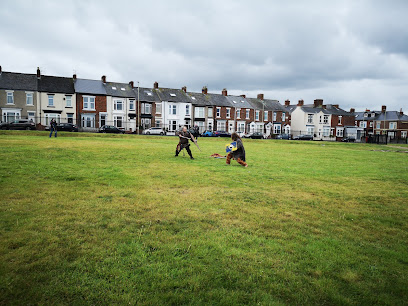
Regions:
[[137, 81, 140, 135]]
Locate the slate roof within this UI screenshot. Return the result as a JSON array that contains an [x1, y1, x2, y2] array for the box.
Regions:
[[104, 82, 135, 98], [300, 106, 331, 114], [285, 105, 297, 113], [74, 78, 107, 95], [298, 105, 352, 116], [354, 111, 380, 120], [207, 93, 232, 107], [0, 72, 37, 91], [186, 92, 214, 106], [226, 95, 254, 109], [264, 99, 285, 111], [154, 88, 191, 103], [38, 75, 75, 94], [375, 111, 408, 121], [134, 87, 160, 103]]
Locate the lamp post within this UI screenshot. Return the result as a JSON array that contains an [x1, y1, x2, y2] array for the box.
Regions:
[[137, 81, 140, 135]]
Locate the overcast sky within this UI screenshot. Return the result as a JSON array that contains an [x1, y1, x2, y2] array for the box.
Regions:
[[1, 0, 407, 111]]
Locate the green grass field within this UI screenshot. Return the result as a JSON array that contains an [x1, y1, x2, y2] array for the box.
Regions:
[[0, 131, 407, 305]]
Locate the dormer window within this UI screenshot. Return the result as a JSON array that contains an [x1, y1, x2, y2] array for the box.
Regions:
[[121, 88, 125, 91], [146, 92, 152, 96], [364, 113, 368, 117], [233, 100, 237, 104], [191, 97, 196, 100], [112, 87, 117, 90], [170, 93, 176, 97]]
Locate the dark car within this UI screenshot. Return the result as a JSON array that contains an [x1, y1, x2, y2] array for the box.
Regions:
[[99, 125, 124, 134], [249, 132, 264, 139], [276, 134, 291, 140], [293, 134, 313, 140], [0, 119, 36, 130], [57, 123, 78, 132], [342, 136, 355, 142], [214, 130, 230, 137]]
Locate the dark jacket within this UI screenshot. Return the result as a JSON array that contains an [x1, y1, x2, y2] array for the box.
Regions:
[[232, 139, 245, 161], [178, 131, 191, 149], [50, 119, 57, 130]]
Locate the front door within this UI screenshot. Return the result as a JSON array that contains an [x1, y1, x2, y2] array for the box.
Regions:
[[228, 122, 234, 134]]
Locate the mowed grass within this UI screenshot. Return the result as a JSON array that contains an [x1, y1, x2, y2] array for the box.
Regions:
[[0, 131, 407, 305]]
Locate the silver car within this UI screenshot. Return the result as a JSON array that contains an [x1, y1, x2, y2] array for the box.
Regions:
[[142, 127, 165, 135]]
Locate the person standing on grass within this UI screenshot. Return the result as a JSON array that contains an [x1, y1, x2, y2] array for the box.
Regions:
[[175, 126, 194, 160], [226, 132, 247, 167], [49, 118, 57, 138]]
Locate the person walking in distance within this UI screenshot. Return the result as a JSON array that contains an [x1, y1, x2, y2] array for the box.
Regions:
[[49, 118, 57, 138]]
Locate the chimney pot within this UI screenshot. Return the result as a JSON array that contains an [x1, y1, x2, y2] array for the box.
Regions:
[[285, 100, 290, 106], [182, 86, 187, 93], [381, 105, 386, 113], [101, 75, 106, 83], [73, 74, 77, 80], [400, 108, 403, 116], [202, 86, 208, 94], [240, 94, 246, 98], [154, 81, 159, 89], [257, 93, 264, 100], [333, 104, 339, 109], [314, 99, 323, 108], [350, 108, 355, 113], [297, 99, 304, 106], [129, 81, 134, 88], [0, 65, 2, 74], [37, 67, 41, 79], [365, 109, 370, 112], [222, 88, 228, 96]]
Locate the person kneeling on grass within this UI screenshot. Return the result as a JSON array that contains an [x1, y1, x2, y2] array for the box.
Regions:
[[175, 126, 194, 160], [227, 132, 248, 167]]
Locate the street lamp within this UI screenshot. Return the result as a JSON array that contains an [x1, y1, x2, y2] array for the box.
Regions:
[[137, 81, 140, 135]]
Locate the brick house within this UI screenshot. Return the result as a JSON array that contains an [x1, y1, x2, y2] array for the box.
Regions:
[[208, 89, 235, 133], [186, 86, 215, 133], [374, 106, 408, 139], [0, 66, 38, 124], [134, 85, 160, 133], [74, 76, 107, 131], [225, 94, 254, 134], [352, 109, 380, 137]]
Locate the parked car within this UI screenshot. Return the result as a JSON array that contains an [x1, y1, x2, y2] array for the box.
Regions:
[[214, 130, 231, 137], [0, 119, 36, 130], [342, 136, 356, 142], [202, 130, 215, 137], [293, 134, 313, 140], [142, 127, 165, 135], [276, 134, 291, 140], [99, 125, 124, 134], [248, 132, 264, 139], [57, 123, 78, 132]]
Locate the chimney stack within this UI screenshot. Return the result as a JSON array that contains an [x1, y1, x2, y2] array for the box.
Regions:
[[182, 86, 187, 93], [382, 105, 386, 113], [129, 81, 134, 88], [285, 100, 290, 106], [0, 65, 2, 75], [350, 108, 355, 113], [73, 74, 77, 80], [202, 86, 208, 94], [101, 75, 106, 83], [400, 108, 403, 116], [240, 94, 246, 98], [313, 99, 323, 108], [333, 104, 339, 109], [257, 93, 264, 100], [37, 67, 41, 79], [297, 99, 304, 106], [154, 81, 159, 89], [222, 88, 228, 96]]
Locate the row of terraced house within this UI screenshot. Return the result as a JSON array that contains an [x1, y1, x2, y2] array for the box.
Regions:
[[1, 66, 407, 141]]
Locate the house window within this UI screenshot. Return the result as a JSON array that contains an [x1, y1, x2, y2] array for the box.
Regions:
[[273, 124, 281, 134], [217, 121, 226, 131], [81, 114, 95, 128], [323, 127, 330, 137], [216, 107, 221, 118], [2, 111, 20, 122], [186, 105, 190, 116], [114, 100, 123, 111], [207, 108, 213, 117], [168, 120, 177, 131], [307, 114, 313, 124], [67, 113, 73, 124], [336, 128, 344, 137], [323, 115, 329, 124], [169, 104, 177, 115], [142, 103, 151, 114], [48, 95, 54, 106], [100, 114, 106, 127], [338, 116, 342, 125], [129, 100, 135, 110], [45, 113, 61, 125], [307, 126, 314, 135], [195, 107, 205, 118], [246, 109, 250, 119], [402, 131, 407, 138], [389, 122, 397, 129], [376, 122, 381, 129], [66, 95, 72, 107], [114, 116, 123, 128], [156, 103, 162, 114], [28, 112, 35, 123], [282, 112, 286, 121], [226, 108, 231, 119], [360, 121, 367, 128], [273, 112, 276, 121], [255, 110, 260, 121], [264, 111, 268, 121], [238, 122, 245, 132], [236, 109, 241, 119], [364, 113, 368, 118], [6, 91, 14, 104], [155, 120, 162, 128], [369, 122, 373, 127], [83, 96, 95, 110], [26, 93, 33, 105], [319, 116, 322, 123]]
